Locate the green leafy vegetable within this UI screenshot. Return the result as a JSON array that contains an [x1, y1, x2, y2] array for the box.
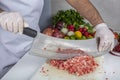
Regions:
[[52, 9, 93, 31]]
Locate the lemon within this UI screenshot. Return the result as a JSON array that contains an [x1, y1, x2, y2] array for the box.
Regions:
[[74, 31, 82, 39]]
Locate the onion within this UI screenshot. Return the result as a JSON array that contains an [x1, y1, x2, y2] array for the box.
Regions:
[[52, 31, 65, 38], [43, 27, 53, 36]]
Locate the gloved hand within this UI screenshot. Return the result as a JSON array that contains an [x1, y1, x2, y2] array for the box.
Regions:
[[0, 12, 27, 34], [95, 23, 114, 52]]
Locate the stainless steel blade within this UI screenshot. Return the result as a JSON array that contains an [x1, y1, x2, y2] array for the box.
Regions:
[[29, 33, 108, 60], [30, 48, 108, 60]]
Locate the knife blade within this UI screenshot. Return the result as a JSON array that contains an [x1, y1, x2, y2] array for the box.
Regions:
[[30, 47, 108, 60], [23, 27, 108, 60]]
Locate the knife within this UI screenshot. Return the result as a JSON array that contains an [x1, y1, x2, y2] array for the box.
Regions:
[[23, 27, 108, 60]]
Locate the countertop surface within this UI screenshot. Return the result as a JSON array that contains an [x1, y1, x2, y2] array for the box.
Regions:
[[1, 52, 120, 80]]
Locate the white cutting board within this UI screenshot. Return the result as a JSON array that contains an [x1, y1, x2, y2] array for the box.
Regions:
[[30, 57, 105, 80]]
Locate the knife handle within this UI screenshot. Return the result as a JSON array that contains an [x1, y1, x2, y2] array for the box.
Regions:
[[23, 27, 37, 38]]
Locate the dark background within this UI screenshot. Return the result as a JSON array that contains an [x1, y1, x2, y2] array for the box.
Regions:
[[39, 0, 52, 32]]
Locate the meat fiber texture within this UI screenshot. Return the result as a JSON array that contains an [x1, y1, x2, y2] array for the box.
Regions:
[[30, 56, 105, 80]]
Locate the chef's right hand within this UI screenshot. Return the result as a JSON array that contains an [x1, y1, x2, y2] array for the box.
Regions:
[[0, 12, 28, 34]]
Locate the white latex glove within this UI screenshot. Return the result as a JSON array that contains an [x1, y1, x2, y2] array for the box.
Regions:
[[0, 12, 25, 34], [95, 23, 114, 52]]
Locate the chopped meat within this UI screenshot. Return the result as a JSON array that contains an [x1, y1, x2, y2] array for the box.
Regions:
[[49, 55, 98, 76], [56, 48, 88, 56]]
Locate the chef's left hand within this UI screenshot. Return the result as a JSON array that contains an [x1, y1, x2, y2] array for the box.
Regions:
[[95, 23, 114, 52]]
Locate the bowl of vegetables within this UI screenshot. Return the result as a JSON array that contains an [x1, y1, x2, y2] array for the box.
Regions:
[[43, 9, 95, 40]]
